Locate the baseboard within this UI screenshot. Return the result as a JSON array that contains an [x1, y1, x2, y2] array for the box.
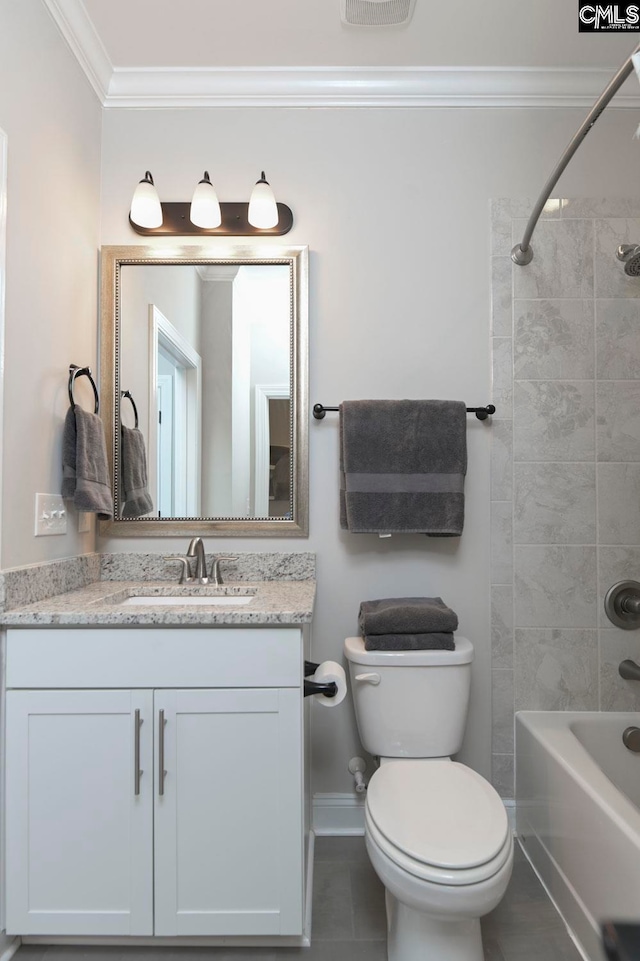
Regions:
[[312, 793, 365, 835], [0, 937, 21, 961], [313, 793, 516, 837]]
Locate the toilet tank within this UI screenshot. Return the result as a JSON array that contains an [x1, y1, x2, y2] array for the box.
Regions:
[[343, 636, 473, 758]]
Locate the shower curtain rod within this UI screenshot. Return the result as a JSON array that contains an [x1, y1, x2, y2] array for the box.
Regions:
[[512, 41, 640, 267]]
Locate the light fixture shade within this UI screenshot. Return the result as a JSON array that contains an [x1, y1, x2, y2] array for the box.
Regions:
[[130, 171, 163, 229], [248, 171, 279, 229], [190, 171, 222, 228]]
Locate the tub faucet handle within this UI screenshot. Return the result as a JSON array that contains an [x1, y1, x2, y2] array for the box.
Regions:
[[605, 580, 640, 630]]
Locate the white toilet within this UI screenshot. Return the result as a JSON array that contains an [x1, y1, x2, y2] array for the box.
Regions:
[[344, 635, 513, 961]]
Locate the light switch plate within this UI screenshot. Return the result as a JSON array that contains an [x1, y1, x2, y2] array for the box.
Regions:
[[35, 493, 67, 536], [77, 512, 91, 534]]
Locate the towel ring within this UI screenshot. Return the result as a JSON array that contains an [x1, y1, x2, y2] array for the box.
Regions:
[[121, 390, 139, 429], [68, 365, 99, 414]]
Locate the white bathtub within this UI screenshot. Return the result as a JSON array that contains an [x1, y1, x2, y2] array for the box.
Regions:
[[516, 711, 640, 961]]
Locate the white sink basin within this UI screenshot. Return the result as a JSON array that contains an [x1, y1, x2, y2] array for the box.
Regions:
[[120, 595, 254, 607]]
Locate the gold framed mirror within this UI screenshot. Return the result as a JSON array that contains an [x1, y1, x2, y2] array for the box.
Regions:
[[99, 244, 308, 536]]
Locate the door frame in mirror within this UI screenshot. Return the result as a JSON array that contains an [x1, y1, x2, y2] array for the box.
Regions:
[[99, 244, 309, 537]]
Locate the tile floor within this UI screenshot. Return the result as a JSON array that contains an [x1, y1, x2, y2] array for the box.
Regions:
[[13, 836, 584, 961]]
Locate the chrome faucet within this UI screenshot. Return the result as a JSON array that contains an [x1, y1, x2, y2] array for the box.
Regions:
[[186, 537, 209, 584], [164, 541, 238, 585]]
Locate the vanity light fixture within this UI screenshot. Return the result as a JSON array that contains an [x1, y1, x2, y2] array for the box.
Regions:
[[128, 170, 293, 236], [189, 171, 221, 229], [129, 171, 163, 230], [248, 172, 278, 229]]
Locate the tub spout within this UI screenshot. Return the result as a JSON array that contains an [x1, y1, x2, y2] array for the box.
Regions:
[[619, 659, 640, 681]]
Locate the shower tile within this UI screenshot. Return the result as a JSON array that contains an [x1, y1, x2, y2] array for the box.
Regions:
[[510, 198, 559, 220], [514, 629, 598, 711], [597, 464, 640, 545], [491, 503, 513, 586], [492, 258, 513, 336], [598, 547, 640, 627], [514, 300, 594, 381], [493, 337, 513, 414], [512, 219, 594, 300], [513, 381, 595, 462], [597, 381, 640, 462], [561, 198, 640, 219], [596, 299, 640, 379], [595, 218, 640, 298], [492, 586, 514, 670], [491, 753, 514, 799], [492, 669, 514, 753], [491, 420, 513, 501], [600, 628, 640, 710], [513, 463, 596, 545], [514, 546, 597, 628]]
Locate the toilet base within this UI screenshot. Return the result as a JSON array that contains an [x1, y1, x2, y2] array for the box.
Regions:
[[386, 892, 484, 961]]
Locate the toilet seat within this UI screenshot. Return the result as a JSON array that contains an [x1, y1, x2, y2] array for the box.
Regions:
[[366, 760, 511, 887]]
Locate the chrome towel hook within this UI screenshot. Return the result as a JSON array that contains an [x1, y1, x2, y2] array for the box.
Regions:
[[68, 364, 99, 414]]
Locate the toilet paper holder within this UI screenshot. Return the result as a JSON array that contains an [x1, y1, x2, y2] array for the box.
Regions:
[[304, 660, 338, 699]]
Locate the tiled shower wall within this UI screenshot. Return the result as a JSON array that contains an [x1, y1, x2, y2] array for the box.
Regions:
[[490, 199, 640, 798]]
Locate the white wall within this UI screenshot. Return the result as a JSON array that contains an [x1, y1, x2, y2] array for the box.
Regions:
[[99, 104, 640, 795], [0, 3, 102, 569], [201, 279, 233, 515]]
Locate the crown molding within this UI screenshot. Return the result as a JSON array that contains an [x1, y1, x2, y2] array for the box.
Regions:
[[42, 0, 112, 103], [104, 65, 640, 109], [41, 1, 640, 109]]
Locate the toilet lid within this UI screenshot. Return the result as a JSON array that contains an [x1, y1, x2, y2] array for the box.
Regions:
[[367, 760, 509, 871]]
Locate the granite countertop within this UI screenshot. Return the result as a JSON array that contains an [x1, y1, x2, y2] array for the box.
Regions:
[[1, 579, 316, 627]]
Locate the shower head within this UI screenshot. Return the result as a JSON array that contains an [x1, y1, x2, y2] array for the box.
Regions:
[[617, 244, 640, 276]]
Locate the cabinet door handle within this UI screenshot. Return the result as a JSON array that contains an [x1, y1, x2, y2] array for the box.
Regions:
[[134, 709, 143, 796], [158, 709, 167, 796]]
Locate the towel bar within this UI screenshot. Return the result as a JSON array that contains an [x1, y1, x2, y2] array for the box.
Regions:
[[312, 403, 496, 421], [68, 364, 99, 414], [121, 390, 139, 429]]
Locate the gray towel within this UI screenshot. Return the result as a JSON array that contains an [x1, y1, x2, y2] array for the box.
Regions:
[[359, 597, 459, 635], [339, 399, 467, 535], [61, 405, 113, 519], [365, 632, 455, 651], [120, 425, 153, 518]]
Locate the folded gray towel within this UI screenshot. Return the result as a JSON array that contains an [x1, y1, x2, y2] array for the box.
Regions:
[[339, 399, 467, 535], [120, 425, 153, 518], [364, 633, 455, 651], [359, 597, 459, 635], [62, 405, 113, 519]]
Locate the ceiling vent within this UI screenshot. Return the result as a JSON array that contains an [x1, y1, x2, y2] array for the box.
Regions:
[[340, 0, 417, 26]]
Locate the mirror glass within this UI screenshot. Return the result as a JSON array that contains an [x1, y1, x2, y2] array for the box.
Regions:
[[100, 245, 308, 536]]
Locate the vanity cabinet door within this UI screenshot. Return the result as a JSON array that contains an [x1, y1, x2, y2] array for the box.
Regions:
[[5, 690, 154, 936], [154, 688, 303, 936]]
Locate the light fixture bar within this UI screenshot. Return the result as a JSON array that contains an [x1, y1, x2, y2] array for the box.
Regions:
[[129, 201, 293, 236]]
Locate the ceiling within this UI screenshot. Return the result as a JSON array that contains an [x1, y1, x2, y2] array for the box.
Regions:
[[44, 0, 640, 108], [80, 0, 637, 70]]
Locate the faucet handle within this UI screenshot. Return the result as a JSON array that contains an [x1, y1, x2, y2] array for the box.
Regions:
[[163, 556, 192, 585], [210, 555, 238, 586]]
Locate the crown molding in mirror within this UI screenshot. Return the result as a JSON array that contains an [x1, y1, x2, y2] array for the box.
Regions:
[[41, 2, 640, 109]]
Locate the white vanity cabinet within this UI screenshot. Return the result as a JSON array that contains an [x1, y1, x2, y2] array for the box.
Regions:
[[4, 627, 306, 940]]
